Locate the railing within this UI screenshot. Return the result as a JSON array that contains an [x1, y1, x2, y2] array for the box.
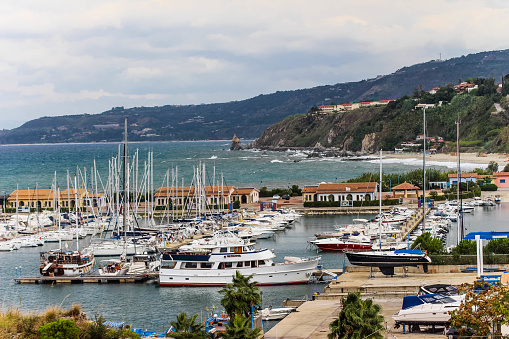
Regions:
[[429, 254, 509, 265]]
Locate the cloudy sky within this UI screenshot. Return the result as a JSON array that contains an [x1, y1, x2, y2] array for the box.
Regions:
[[1, 0, 508, 129]]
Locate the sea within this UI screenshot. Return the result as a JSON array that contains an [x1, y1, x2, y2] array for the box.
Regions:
[[0, 140, 503, 333]]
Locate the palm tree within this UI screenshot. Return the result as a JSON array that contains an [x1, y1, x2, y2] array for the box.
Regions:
[[328, 292, 384, 339], [168, 312, 207, 339], [219, 271, 261, 318], [216, 315, 261, 339]]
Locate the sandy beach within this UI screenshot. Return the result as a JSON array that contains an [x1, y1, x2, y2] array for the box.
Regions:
[[384, 151, 509, 167]]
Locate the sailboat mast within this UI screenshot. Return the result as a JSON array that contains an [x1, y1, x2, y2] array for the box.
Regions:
[[456, 120, 462, 244], [422, 108, 426, 233], [379, 149, 382, 250], [123, 118, 127, 237]]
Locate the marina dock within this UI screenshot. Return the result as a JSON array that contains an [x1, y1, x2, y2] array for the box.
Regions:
[[15, 273, 157, 284], [266, 270, 480, 338]]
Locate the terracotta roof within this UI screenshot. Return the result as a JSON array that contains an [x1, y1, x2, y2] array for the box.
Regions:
[[447, 173, 479, 178], [391, 182, 420, 190], [302, 185, 318, 194], [316, 182, 377, 194], [234, 188, 259, 195], [493, 172, 509, 177], [7, 189, 89, 201], [155, 186, 234, 197]]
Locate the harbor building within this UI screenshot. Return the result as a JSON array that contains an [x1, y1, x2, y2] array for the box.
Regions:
[[7, 188, 89, 209], [302, 182, 378, 202]]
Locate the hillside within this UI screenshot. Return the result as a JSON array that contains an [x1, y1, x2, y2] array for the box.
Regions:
[[253, 79, 509, 153], [1, 49, 509, 144]]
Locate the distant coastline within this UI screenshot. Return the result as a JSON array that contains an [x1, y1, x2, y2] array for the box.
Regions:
[[383, 151, 507, 168]]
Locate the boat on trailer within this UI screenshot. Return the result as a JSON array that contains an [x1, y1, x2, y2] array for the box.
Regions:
[[393, 294, 460, 328]]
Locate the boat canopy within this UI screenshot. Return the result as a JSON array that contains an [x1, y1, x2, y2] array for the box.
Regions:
[[401, 294, 456, 309], [394, 249, 424, 255], [419, 284, 458, 296]]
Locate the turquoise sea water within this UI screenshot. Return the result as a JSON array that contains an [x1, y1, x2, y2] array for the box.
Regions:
[[0, 141, 501, 333], [0, 140, 488, 194]]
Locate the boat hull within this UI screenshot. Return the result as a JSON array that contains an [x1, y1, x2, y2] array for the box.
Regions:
[[159, 259, 319, 286], [346, 251, 431, 267], [315, 242, 372, 252]]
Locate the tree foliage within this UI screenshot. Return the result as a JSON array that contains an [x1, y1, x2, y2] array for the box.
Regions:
[[168, 312, 207, 339], [451, 239, 477, 255], [485, 238, 509, 254], [219, 271, 261, 318], [216, 315, 261, 339], [411, 232, 445, 254], [450, 283, 509, 337], [328, 292, 384, 339]]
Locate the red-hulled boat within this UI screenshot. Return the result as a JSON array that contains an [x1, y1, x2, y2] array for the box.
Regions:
[[310, 237, 372, 252]]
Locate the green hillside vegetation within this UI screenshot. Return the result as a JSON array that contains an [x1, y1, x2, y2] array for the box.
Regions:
[[2, 49, 509, 144], [255, 77, 509, 152]]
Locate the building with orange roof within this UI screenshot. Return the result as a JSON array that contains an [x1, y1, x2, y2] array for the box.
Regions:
[[492, 172, 509, 188], [7, 188, 89, 209], [155, 186, 237, 207], [232, 188, 260, 204], [391, 182, 420, 199], [302, 185, 319, 202], [304, 182, 378, 202]]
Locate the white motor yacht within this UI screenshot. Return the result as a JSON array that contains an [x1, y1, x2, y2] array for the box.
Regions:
[[393, 294, 460, 327]]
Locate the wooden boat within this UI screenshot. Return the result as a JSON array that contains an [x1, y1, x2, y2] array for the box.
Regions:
[[40, 249, 95, 276]]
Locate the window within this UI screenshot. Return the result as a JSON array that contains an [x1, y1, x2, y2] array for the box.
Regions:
[[200, 263, 212, 269], [258, 260, 265, 266], [244, 261, 251, 267], [161, 261, 175, 269], [234, 247, 242, 254], [236, 262, 243, 268], [224, 262, 233, 269], [183, 262, 197, 269], [501, 179, 506, 183], [220, 247, 228, 253]]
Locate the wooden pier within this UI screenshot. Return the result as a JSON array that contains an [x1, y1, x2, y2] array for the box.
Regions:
[[15, 273, 158, 284]]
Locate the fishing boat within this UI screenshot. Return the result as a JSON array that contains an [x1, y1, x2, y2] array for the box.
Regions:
[[393, 294, 460, 327], [39, 249, 95, 276], [345, 249, 431, 276], [159, 233, 320, 286]]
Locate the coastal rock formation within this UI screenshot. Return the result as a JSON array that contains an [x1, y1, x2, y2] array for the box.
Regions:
[[230, 134, 243, 151], [361, 133, 379, 153]]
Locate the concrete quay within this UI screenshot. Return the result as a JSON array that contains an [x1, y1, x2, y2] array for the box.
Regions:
[[266, 270, 482, 338]]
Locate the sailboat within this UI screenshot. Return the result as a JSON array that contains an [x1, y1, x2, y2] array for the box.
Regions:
[[345, 150, 432, 276]]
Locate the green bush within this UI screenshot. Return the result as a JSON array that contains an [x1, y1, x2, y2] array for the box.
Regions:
[[38, 319, 80, 339], [429, 254, 509, 265], [481, 184, 498, 191]]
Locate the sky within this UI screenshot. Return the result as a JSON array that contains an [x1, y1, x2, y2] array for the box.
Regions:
[[1, 0, 509, 130]]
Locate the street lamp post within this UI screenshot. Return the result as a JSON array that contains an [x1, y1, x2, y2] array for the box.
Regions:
[[421, 108, 426, 233]]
